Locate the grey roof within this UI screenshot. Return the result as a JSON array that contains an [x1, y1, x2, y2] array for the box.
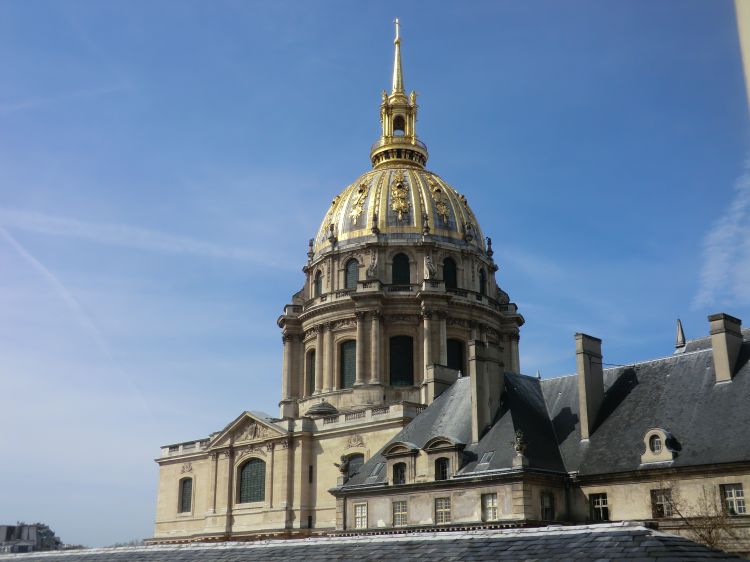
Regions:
[[344, 332, 750, 485], [0, 524, 740, 561], [344, 376, 473, 486]]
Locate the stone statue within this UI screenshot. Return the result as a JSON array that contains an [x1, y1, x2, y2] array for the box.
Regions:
[[425, 254, 437, 279], [334, 455, 350, 475], [366, 249, 378, 279]]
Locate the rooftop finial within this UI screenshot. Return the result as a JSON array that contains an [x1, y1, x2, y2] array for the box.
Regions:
[[675, 318, 686, 350], [392, 18, 404, 94]]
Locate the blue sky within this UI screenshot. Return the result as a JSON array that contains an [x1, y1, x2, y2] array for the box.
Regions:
[[1, 0, 748, 548]]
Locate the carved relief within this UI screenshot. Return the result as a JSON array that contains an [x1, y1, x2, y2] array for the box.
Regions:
[[235, 423, 269, 442], [181, 463, 193, 474], [390, 170, 410, 221], [346, 434, 365, 449], [332, 318, 357, 330], [349, 181, 370, 225], [237, 445, 267, 460], [366, 248, 378, 279]]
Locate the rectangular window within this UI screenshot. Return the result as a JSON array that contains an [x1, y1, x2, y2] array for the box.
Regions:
[[481, 493, 498, 522], [435, 497, 451, 525], [393, 500, 408, 527], [650, 489, 673, 518], [720, 484, 746, 515], [590, 493, 609, 522], [354, 503, 368, 529], [476, 451, 494, 471], [541, 492, 555, 520]]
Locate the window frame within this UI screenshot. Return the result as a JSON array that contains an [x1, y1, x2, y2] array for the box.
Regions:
[[590, 493, 609, 522], [435, 457, 450, 481], [354, 502, 368, 529], [481, 493, 498, 522], [178, 477, 193, 514], [650, 488, 673, 518], [720, 483, 746, 515], [443, 257, 458, 290], [435, 496, 452, 525], [389, 335, 414, 387], [649, 434, 662, 454], [392, 253, 411, 285], [344, 258, 359, 290], [306, 349, 316, 396], [313, 271, 323, 298], [392, 500, 408, 527], [541, 491, 555, 521], [339, 339, 357, 389], [238, 458, 266, 504], [392, 462, 407, 485]]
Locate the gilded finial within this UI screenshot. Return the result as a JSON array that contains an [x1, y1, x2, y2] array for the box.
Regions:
[[392, 17, 404, 94]]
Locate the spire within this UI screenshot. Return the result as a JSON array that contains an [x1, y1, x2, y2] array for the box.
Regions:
[[392, 18, 404, 94], [675, 319, 686, 350]]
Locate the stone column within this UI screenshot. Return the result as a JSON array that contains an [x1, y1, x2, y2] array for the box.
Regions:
[[355, 312, 365, 385], [281, 334, 293, 400], [438, 311, 448, 365], [422, 309, 433, 372], [369, 312, 381, 384], [208, 452, 218, 514], [510, 333, 520, 374], [315, 326, 324, 393], [324, 323, 334, 392], [224, 449, 234, 534]]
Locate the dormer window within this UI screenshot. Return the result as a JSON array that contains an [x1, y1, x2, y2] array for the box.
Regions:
[[649, 434, 662, 454], [435, 457, 450, 481], [393, 462, 406, 485]]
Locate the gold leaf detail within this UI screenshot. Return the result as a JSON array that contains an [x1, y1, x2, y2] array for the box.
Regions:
[[390, 171, 410, 221]]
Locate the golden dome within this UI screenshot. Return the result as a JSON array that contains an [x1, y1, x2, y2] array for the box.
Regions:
[[312, 167, 486, 259]]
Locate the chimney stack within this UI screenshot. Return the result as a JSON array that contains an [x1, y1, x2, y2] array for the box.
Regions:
[[576, 333, 604, 441], [708, 313, 743, 383], [468, 340, 504, 443]]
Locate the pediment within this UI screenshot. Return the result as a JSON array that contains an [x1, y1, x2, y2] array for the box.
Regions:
[[382, 441, 419, 458], [209, 411, 286, 448]]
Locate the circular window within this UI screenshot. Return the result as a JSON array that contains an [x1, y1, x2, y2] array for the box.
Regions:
[[649, 434, 662, 454]]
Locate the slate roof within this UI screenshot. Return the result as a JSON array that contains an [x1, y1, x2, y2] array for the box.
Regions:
[[0, 524, 739, 561], [342, 331, 750, 487]]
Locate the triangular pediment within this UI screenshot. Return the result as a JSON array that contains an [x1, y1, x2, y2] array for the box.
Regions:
[[209, 411, 286, 448]]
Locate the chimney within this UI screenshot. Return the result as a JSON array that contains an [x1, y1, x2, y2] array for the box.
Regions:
[[576, 333, 604, 441], [468, 340, 504, 443], [708, 313, 743, 383]]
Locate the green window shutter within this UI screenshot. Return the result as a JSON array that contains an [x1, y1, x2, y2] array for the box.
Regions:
[[340, 341, 356, 389], [389, 336, 413, 386], [345, 260, 358, 289], [179, 478, 192, 513], [239, 458, 266, 503]]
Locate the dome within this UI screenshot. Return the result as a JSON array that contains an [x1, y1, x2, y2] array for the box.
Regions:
[[312, 167, 486, 259], [306, 400, 339, 417]]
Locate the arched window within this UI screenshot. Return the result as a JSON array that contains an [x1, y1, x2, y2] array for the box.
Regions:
[[435, 457, 450, 481], [649, 434, 662, 454], [443, 257, 458, 290], [306, 350, 316, 396], [389, 336, 414, 387], [393, 462, 407, 485], [392, 253, 410, 285], [393, 115, 405, 136], [345, 259, 358, 289], [447, 339, 464, 374], [313, 271, 322, 298], [346, 453, 364, 479], [479, 268, 487, 296], [340, 340, 356, 389], [239, 458, 266, 503], [178, 478, 192, 513]]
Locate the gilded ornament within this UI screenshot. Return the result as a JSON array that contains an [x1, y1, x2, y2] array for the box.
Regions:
[[390, 170, 410, 221], [427, 175, 450, 224], [349, 182, 370, 225]]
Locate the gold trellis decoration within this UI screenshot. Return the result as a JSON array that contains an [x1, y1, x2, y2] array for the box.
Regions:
[[390, 170, 410, 221], [427, 175, 450, 224], [349, 181, 370, 225]]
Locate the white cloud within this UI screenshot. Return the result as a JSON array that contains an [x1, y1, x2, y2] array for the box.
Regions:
[[0, 208, 294, 269], [693, 159, 750, 309]]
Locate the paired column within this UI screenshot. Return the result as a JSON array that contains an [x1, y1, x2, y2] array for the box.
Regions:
[[423, 309, 433, 371], [324, 323, 334, 391], [510, 333, 520, 374], [369, 312, 381, 384], [355, 312, 366, 385], [438, 311, 448, 365], [315, 326, 324, 393], [281, 333, 294, 400]]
